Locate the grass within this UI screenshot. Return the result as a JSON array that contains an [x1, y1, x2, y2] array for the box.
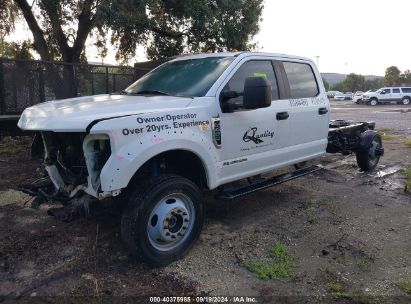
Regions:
[[356, 256, 375, 272], [328, 282, 343, 292], [242, 243, 294, 280], [327, 282, 350, 298], [380, 134, 394, 141], [405, 138, 411, 147], [326, 200, 337, 215], [0, 146, 20, 155], [377, 130, 395, 141], [395, 279, 411, 295], [405, 167, 411, 190]]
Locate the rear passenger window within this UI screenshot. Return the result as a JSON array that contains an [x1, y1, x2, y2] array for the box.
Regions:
[[393, 88, 400, 93], [283, 62, 319, 98], [402, 88, 411, 93], [223, 60, 279, 107]]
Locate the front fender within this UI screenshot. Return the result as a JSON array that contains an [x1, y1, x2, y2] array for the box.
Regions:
[[100, 139, 217, 192]]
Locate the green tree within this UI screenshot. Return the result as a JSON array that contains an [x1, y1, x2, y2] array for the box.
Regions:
[[364, 78, 383, 91], [322, 78, 330, 91], [340, 73, 365, 92], [0, 40, 33, 59], [384, 66, 401, 86], [4, 0, 263, 99], [400, 70, 411, 85], [7, 0, 263, 63], [332, 82, 344, 92], [0, 0, 18, 37]]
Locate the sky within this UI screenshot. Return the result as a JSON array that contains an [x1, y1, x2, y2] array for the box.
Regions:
[[8, 0, 411, 76]]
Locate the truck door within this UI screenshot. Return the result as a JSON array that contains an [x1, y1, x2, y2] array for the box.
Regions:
[[380, 88, 391, 102], [281, 61, 329, 161], [391, 88, 401, 103], [216, 59, 291, 184]]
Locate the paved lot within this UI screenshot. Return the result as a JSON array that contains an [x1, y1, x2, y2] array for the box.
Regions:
[[0, 102, 410, 302], [330, 101, 411, 136]]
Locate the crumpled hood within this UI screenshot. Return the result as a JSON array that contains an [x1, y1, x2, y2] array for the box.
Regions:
[[18, 94, 193, 132]]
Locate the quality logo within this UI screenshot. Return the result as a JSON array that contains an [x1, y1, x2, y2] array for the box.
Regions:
[[243, 127, 274, 144]]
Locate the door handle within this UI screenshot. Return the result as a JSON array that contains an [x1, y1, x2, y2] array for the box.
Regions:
[[318, 107, 328, 115], [276, 112, 289, 120]]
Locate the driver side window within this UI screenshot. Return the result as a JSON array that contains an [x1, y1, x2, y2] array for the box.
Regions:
[[223, 60, 279, 107]]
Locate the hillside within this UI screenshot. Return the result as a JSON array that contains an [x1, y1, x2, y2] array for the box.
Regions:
[[321, 73, 382, 85]]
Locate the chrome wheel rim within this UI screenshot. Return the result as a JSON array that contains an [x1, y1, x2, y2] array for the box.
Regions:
[[147, 193, 195, 251], [403, 98, 410, 105], [368, 138, 380, 167], [370, 99, 377, 106]]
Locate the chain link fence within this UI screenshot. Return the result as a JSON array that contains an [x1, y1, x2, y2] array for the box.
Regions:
[[0, 58, 154, 115]]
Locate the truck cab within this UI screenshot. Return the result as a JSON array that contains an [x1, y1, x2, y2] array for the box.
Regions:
[[208, 53, 330, 185]]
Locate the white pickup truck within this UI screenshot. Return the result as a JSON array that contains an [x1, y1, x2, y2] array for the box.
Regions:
[[18, 52, 384, 265]]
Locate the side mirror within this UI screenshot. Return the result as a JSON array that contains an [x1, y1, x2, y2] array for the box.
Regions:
[[380, 91, 385, 95], [243, 77, 272, 109]]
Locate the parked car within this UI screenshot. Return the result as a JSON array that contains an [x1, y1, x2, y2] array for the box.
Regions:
[[334, 92, 346, 100], [327, 91, 340, 98], [353, 91, 364, 104], [362, 87, 411, 106], [344, 92, 353, 100]]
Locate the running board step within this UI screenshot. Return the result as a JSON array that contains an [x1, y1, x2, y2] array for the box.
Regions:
[[215, 165, 323, 201]]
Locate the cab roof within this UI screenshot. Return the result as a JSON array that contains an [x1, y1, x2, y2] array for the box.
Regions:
[[171, 51, 313, 63]]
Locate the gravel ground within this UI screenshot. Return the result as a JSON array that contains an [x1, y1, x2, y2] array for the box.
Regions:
[[0, 102, 410, 302]]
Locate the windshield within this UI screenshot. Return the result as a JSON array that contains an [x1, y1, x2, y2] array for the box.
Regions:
[[124, 57, 235, 97]]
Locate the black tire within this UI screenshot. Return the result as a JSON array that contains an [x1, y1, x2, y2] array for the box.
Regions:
[[121, 174, 204, 266], [356, 132, 383, 171], [369, 98, 378, 106], [402, 97, 410, 105]]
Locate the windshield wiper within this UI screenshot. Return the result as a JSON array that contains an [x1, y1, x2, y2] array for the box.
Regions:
[[132, 90, 170, 96]]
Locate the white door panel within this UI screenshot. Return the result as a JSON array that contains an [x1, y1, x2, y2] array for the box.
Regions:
[[289, 96, 329, 157], [218, 99, 290, 181]]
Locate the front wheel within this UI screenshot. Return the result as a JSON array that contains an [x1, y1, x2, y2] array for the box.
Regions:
[[356, 132, 383, 171], [121, 174, 204, 266], [369, 98, 378, 106], [402, 97, 410, 105]]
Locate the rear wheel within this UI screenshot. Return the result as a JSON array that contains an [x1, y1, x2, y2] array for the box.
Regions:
[[121, 174, 204, 266], [356, 132, 383, 171], [402, 97, 410, 105]]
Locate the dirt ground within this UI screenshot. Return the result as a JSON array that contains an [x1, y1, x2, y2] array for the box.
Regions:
[[0, 102, 410, 303]]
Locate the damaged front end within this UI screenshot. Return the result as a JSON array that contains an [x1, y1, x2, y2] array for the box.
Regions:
[[19, 132, 113, 219]]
